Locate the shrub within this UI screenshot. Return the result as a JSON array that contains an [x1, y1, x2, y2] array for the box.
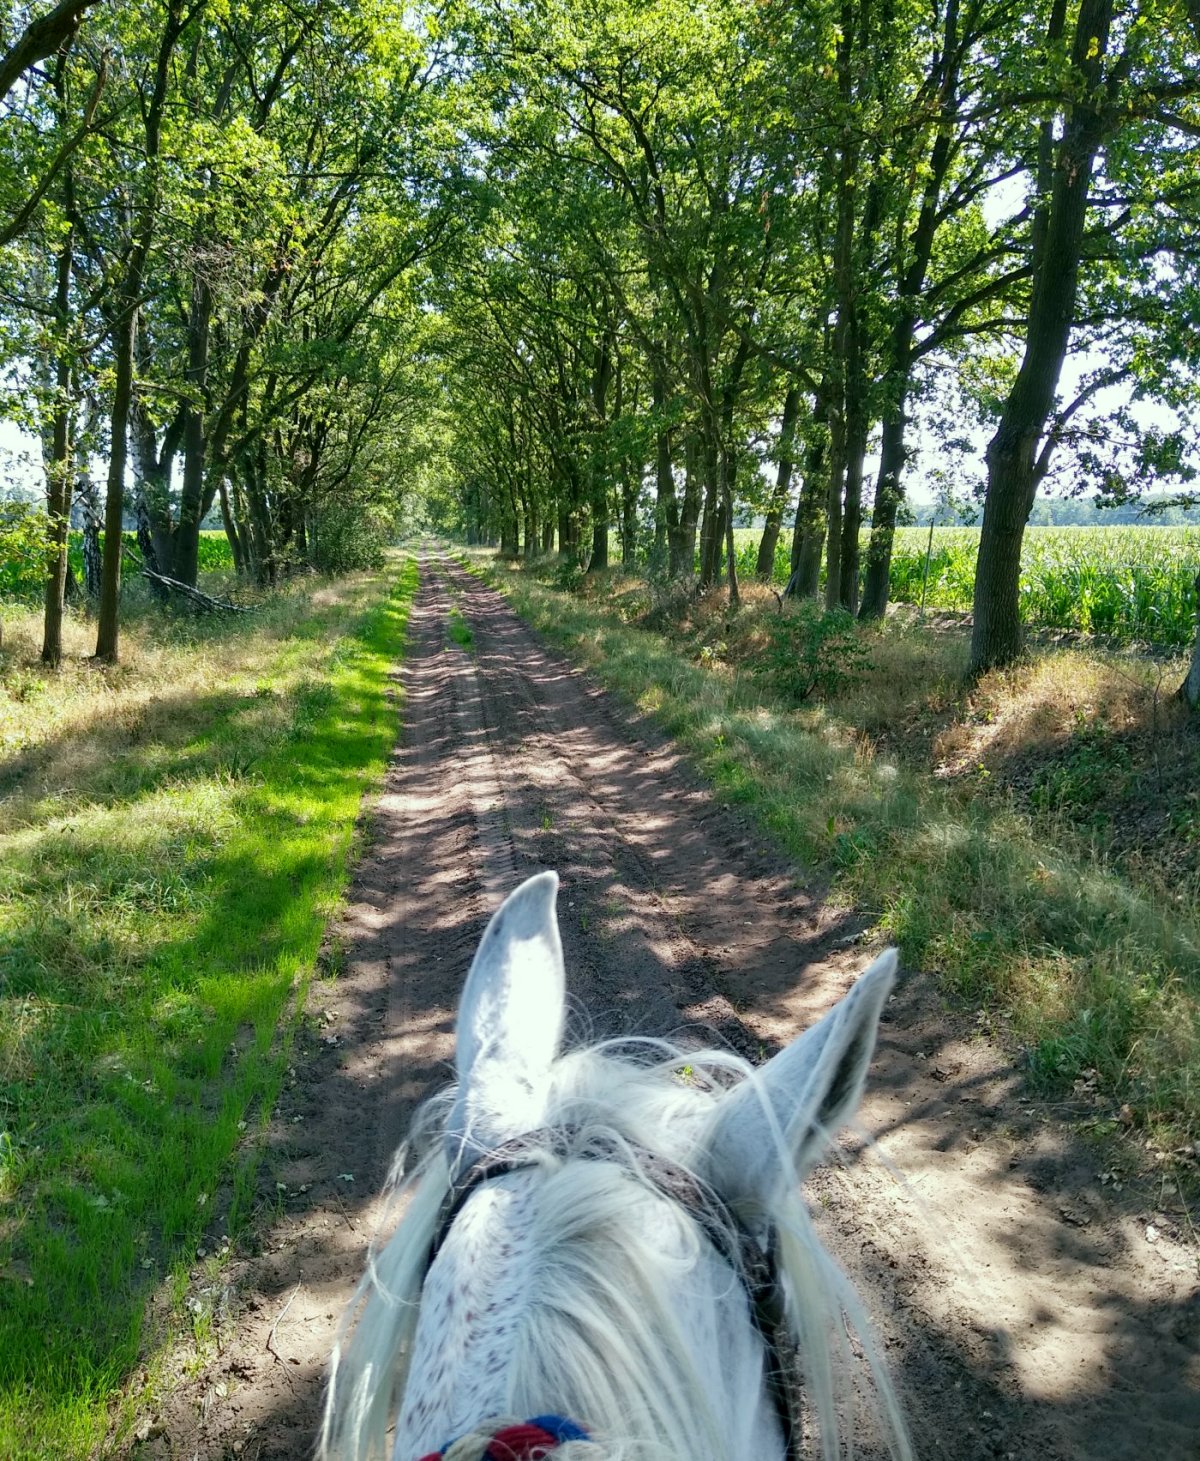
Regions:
[[310, 502, 394, 573], [759, 600, 873, 702]]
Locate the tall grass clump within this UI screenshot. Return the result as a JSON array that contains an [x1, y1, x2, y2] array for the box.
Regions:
[[0, 556, 416, 1458]]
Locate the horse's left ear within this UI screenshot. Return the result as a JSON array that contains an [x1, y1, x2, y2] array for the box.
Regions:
[[702, 949, 897, 1218], [445, 871, 566, 1180]]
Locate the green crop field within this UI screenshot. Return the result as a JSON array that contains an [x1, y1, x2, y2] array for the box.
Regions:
[[734, 525, 1200, 647], [0, 530, 234, 602]]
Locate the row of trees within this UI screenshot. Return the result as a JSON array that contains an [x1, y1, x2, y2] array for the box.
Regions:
[[430, 0, 1200, 676], [4, 0, 1199, 684], [2, 0, 451, 664]]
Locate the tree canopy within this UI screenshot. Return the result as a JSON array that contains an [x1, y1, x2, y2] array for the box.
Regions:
[[2, 0, 1198, 673]]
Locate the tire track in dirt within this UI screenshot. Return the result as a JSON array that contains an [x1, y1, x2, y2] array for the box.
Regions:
[[137, 549, 1198, 1461]]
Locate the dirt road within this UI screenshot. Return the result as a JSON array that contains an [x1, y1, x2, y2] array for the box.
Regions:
[[140, 550, 1199, 1461]]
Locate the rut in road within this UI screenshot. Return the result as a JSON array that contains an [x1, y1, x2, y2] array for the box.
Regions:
[[138, 549, 1199, 1461]]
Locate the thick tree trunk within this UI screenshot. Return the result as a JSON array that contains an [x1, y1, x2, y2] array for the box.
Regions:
[[94, 0, 189, 662], [839, 399, 868, 615], [698, 421, 721, 588], [970, 0, 1112, 673], [860, 410, 906, 620], [756, 386, 799, 580]]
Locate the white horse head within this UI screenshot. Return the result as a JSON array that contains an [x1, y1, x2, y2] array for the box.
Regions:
[[320, 871, 910, 1461]]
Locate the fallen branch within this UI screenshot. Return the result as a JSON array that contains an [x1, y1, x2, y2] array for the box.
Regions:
[[121, 544, 254, 613], [265, 1278, 302, 1365]]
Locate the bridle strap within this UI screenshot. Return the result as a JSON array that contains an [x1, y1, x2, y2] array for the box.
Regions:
[[426, 1130, 802, 1460]]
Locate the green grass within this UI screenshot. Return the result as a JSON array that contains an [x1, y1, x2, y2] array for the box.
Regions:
[[730, 524, 1200, 647], [0, 556, 417, 1457], [458, 546, 1200, 1142]]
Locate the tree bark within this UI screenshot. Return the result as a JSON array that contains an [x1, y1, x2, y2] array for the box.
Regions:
[[41, 188, 74, 666], [95, 0, 190, 662], [677, 432, 702, 578], [970, 0, 1113, 673], [788, 431, 828, 598], [755, 386, 799, 579], [652, 354, 678, 563], [860, 406, 906, 620], [1180, 569, 1200, 709], [174, 273, 214, 586]]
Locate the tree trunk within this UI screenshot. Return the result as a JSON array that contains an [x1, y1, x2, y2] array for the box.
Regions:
[[970, 0, 1112, 673], [41, 206, 74, 667], [79, 461, 101, 599], [755, 385, 799, 580], [218, 478, 246, 573], [676, 432, 702, 578], [1181, 569, 1200, 709], [723, 466, 739, 610], [859, 409, 906, 620], [698, 401, 723, 588], [95, 299, 136, 662], [652, 355, 677, 561], [788, 432, 828, 598], [823, 402, 847, 611], [620, 458, 638, 564], [94, 0, 189, 662], [173, 273, 213, 587]]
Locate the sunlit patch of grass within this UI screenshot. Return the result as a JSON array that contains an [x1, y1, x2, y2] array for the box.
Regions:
[[456, 545, 1200, 1145], [0, 556, 417, 1458]]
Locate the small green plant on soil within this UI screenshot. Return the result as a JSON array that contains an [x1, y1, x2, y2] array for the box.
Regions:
[[448, 605, 473, 649]]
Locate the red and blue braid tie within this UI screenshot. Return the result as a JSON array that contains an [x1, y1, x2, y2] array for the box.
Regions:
[[417, 1415, 591, 1460]]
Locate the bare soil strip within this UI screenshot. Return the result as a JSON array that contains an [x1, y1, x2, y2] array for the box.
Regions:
[[138, 551, 1199, 1461]]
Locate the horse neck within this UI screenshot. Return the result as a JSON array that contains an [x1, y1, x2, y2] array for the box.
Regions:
[[394, 1165, 786, 1461]]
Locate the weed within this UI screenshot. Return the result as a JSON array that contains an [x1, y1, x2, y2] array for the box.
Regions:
[[448, 606, 473, 650]]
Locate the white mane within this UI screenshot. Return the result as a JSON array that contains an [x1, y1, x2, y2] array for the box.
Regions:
[[319, 1037, 910, 1461]]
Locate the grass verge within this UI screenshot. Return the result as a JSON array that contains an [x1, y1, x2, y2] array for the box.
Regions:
[[456, 548, 1200, 1148], [0, 556, 417, 1458]]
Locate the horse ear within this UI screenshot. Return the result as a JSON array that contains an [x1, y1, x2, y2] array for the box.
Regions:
[[702, 949, 897, 1218], [445, 871, 566, 1179]]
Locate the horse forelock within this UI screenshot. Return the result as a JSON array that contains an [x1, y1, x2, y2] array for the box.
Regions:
[[320, 1040, 908, 1461]]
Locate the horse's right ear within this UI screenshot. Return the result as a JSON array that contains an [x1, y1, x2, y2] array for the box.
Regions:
[[445, 871, 566, 1180], [701, 950, 897, 1219]]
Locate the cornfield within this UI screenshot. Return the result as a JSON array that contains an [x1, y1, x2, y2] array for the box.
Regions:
[[0, 530, 234, 601], [734, 525, 1200, 648]]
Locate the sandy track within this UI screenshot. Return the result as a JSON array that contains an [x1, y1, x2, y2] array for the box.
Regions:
[[139, 551, 1198, 1461]]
